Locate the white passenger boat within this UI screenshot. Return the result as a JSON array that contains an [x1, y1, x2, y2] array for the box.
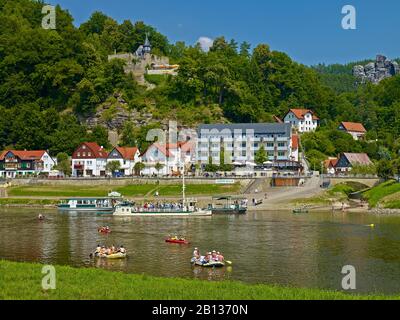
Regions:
[[113, 165, 212, 217], [113, 200, 212, 217]]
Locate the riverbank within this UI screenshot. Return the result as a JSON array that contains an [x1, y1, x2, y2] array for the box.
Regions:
[[0, 260, 395, 300]]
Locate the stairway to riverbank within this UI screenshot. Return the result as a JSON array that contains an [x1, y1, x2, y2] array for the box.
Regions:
[[242, 178, 269, 194]]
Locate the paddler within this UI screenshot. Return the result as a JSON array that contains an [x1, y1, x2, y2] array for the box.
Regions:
[[94, 244, 101, 256], [119, 245, 126, 254], [193, 248, 200, 259], [212, 250, 217, 261], [217, 252, 224, 262]]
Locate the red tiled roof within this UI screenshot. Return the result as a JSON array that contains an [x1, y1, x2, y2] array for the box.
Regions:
[[292, 135, 299, 150], [115, 147, 139, 160], [145, 141, 194, 158], [324, 158, 338, 168], [0, 150, 46, 161], [288, 109, 319, 121], [73, 142, 108, 159], [340, 122, 367, 133]]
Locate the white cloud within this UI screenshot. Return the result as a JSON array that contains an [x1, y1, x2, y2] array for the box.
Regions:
[[197, 37, 214, 52]]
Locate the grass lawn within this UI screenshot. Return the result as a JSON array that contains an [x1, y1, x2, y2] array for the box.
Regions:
[[291, 182, 368, 206], [363, 180, 400, 208], [0, 198, 58, 206], [155, 184, 241, 197], [7, 183, 241, 198], [7, 184, 158, 198], [0, 260, 395, 300]]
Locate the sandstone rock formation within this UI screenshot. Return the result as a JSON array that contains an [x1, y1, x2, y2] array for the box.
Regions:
[[353, 55, 399, 84], [85, 93, 157, 131]]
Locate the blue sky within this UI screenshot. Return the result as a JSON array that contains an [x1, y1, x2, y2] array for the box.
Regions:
[[48, 0, 399, 65]]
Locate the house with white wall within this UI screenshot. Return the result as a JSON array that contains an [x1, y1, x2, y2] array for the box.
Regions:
[[284, 109, 319, 133], [107, 147, 141, 176], [338, 122, 367, 141], [290, 134, 300, 162], [71, 142, 108, 177], [141, 142, 195, 176], [0, 150, 56, 178]]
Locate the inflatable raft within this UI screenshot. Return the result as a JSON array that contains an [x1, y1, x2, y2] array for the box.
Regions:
[[165, 239, 190, 245], [96, 252, 127, 259], [191, 258, 225, 268]]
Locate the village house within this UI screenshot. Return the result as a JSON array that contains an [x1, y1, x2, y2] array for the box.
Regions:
[[333, 153, 372, 175], [284, 109, 319, 133], [324, 158, 339, 175], [107, 147, 141, 176], [141, 141, 195, 176], [338, 122, 367, 141], [0, 150, 56, 178], [291, 134, 300, 162], [71, 142, 108, 177]]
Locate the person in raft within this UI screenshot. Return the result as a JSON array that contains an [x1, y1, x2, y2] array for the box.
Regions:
[[193, 248, 200, 259]]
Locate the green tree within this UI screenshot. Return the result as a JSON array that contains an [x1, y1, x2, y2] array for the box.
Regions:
[[377, 160, 394, 181], [55, 152, 71, 176], [106, 161, 121, 176], [255, 145, 268, 165], [134, 162, 145, 176], [87, 125, 110, 150], [155, 162, 165, 176]]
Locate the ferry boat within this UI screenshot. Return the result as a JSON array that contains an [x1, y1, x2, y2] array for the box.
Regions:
[[209, 196, 248, 215], [113, 199, 212, 217], [58, 195, 121, 213], [113, 167, 212, 217]]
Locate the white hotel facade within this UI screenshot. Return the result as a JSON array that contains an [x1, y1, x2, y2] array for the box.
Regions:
[[196, 123, 294, 165]]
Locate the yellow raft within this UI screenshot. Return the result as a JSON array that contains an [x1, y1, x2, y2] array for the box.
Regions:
[[97, 252, 127, 259]]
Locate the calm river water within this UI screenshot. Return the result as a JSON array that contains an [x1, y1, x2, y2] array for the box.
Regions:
[[1, 208, 400, 294]]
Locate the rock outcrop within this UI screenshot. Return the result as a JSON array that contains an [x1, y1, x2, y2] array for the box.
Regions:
[[353, 55, 399, 84], [85, 93, 157, 131]]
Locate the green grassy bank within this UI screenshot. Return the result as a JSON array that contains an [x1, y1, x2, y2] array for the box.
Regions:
[[292, 182, 368, 207], [0, 260, 395, 300], [7, 183, 240, 198], [363, 180, 400, 209]]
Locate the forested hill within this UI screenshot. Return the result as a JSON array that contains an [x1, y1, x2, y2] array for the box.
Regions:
[[1, 0, 400, 163], [312, 59, 400, 93]]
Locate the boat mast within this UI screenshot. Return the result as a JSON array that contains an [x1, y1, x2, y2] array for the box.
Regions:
[[182, 160, 186, 208]]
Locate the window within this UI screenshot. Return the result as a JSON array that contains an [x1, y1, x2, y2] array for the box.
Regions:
[[278, 142, 286, 147], [278, 152, 285, 157], [88, 152, 92, 157], [77, 152, 80, 157]]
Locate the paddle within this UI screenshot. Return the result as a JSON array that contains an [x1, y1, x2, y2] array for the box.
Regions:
[[225, 261, 233, 266]]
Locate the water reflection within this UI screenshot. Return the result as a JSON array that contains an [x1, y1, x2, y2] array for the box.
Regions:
[[1, 208, 400, 294]]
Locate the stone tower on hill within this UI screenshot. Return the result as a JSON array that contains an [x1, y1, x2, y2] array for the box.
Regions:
[[108, 33, 170, 86]]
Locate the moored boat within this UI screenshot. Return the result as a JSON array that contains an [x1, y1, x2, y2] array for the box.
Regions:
[[209, 197, 248, 215], [58, 197, 120, 213], [293, 207, 309, 214]]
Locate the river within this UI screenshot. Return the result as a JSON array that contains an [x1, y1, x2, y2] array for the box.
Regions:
[[1, 207, 400, 294]]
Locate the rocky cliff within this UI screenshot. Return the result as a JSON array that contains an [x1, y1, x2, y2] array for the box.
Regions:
[[353, 55, 400, 84], [85, 93, 160, 131]]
